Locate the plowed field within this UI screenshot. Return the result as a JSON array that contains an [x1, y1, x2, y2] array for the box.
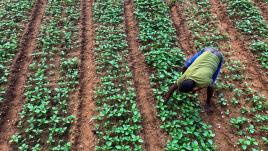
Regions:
[[0, 0, 267, 150]]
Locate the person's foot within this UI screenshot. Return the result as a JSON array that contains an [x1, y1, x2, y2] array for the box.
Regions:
[[204, 103, 213, 114]]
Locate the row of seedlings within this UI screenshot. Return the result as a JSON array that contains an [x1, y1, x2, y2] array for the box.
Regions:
[[46, 0, 80, 150], [10, 0, 80, 150], [93, 0, 143, 150], [221, 0, 268, 73], [179, 0, 268, 150], [259, 0, 268, 3], [133, 0, 216, 150], [0, 0, 35, 103]]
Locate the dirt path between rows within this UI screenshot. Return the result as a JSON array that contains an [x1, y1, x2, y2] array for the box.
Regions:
[[209, 0, 268, 148], [170, 3, 195, 54], [253, 0, 268, 23], [124, 1, 166, 151], [0, 0, 47, 150], [170, 3, 237, 151], [73, 0, 97, 150], [209, 0, 268, 99]]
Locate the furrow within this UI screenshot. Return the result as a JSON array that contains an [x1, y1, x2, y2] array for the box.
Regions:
[[209, 0, 268, 100], [178, 0, 268, 149], [219, 0, 268, 74], [169, 2, 236, 150], [92, 0, 144, 150], [0, 0, 46, 149], [253, 0, 268, 23], [170, 3, 196, 54], [8, 0, 80, 149], [74, 0, 97, 150], [133, 0, 216, 150], [124, 1, 166, 150]]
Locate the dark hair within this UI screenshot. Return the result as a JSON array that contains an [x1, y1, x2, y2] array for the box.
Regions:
[[179, 79, 195, 92]]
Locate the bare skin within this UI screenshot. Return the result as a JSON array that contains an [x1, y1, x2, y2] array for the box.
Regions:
[[164, 66, 215, 113]]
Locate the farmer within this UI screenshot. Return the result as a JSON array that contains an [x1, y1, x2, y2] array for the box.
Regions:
[[164, 47, 224, 113]]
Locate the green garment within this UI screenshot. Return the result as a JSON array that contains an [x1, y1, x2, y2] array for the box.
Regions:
[[176, 51, 220, 88]]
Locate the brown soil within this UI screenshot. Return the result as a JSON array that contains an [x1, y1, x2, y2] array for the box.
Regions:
[[67, 6, 81, 151], [170, 3, 237, 151], [0, 0, 46, 150], [73, 0, 97, 150], [253, 0, 268, 23], [170, 3, 196, 54], [209, 0, 268, 99], [124, 1, 166, 151], [48, 6, 65, 90], [209, 1, 268, 149]]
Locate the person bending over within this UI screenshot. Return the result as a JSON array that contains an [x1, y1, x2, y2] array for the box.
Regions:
[[164, 47, 224, 113]]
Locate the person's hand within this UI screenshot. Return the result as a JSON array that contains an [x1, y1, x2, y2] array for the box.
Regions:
[[192, 87, 201, 93]]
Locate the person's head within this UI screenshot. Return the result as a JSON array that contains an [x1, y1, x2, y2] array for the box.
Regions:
[[179, 79, 196, 93]]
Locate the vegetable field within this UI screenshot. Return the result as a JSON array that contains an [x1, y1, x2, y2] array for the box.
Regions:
[[0, 0, 267, 150]]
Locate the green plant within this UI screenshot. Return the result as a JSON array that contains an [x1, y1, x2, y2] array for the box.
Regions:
[[218, 93, 227, 106], [0, 0, 35, 103], [134, 0, 215, 150], [93, 1, 143, 150], [222, 0, 268, 70], [237, 136, 259, 150], [10, 0, 80, 150], [230, 117, 249, 129]]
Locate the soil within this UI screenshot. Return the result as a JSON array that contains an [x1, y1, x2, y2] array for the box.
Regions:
[[0, 0, 267, 150], [67, 11, 81, 151], [170, 3, 196, 54], [170, 3, 237, 151], [0, 0, 47, 150], [253, 0, 268, 23], [209, 0, 268, 149], [124, 1, 167, 151], [209, 0, 268, 99], [73, 0, 97, 150]]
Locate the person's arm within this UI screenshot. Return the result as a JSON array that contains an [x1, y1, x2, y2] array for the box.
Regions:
[[164, 83, 178, 104], [212, 58, 223, 84]]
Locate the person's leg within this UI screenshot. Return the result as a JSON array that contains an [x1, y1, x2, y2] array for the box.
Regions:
[[205, 84, 214, 113]]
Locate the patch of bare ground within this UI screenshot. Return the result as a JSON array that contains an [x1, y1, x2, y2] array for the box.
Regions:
[[0, 0, 47, 150], [209, 0, 268, 99], [171, 2, 237, 151], [73, 0, 97, 150], [253, 0, 268, 23], [124, 1, 166, 150]]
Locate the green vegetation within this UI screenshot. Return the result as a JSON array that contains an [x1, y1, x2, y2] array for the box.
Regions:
[[93, 0, 143, 150], [10, 0, 80, 150], [180, 0, 268, 150], [222, 0, 268, 72], [237, 136, 259, 150], [0, 0, 35, 103], [134, 0, 216, 150]]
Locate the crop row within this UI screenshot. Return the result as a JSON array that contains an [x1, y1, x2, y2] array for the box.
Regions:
[[93, 0, 143, 150], [180, 0, 268, 150], [0, 0, 35, 103], [221, 0, 268, 73], [133, 0, 216, 150], [10, 0, 80, 150]]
